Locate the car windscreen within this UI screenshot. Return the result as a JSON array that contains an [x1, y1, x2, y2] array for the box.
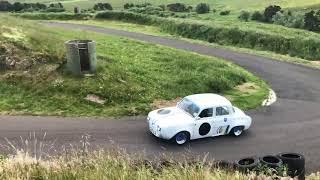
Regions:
[[178, 98, 200, 117]]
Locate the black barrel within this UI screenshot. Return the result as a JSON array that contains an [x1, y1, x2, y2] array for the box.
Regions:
[[277, 152, 305, 180]]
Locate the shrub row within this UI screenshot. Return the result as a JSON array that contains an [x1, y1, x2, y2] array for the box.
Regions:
[[95, 11, 320, 60], [0, 1, 65, 12], [14, 13, 93, 20]]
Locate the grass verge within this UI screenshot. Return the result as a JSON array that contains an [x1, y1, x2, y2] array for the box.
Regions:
[[0, 15, 269, 117], [0, 148, 286, 180]]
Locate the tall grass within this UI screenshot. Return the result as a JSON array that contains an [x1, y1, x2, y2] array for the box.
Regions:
[[0, 135, 288, 180]]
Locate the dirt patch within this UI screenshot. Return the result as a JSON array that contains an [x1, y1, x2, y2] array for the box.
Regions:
[[311, 61, 320, 68], [235, 82, 259, 94], [0, 42, 61, 82], [85, 94, 106, 105], [1, 27, 26, 41], [151, 97, 182, 110]]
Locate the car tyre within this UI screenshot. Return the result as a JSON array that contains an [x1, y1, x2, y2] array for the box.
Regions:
[[277, 152, 305, 179], [230, 126, 244, 137], [235, 157, 260, 173], [260, 155, 283, 169], [173, 132, 189, 145]]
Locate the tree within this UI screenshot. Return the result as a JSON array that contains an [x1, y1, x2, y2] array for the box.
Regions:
[[272, 11, 304, 29], [167, 3, 188, 12], [93, 3, 112, 11], [239, 11, 250, 21], [12, 2, 24, 12], [251, 11, 264, 21], [304, 10, 320, 32], [0, 1, 12, 11], [196, 3, 210, 14], [124, 3, 134, 9], [263, 5, 281, 22], [57, 2, 63, 8], [220, 10, 230, 16]]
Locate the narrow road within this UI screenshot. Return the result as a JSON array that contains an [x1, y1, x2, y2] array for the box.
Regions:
[[1, 22, 320, 172]]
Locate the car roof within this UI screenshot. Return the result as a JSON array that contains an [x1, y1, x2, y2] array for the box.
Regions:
[[185, 93, 232, 109]]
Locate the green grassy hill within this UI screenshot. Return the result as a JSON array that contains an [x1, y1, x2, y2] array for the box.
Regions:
[[0, 15, 268, 116], [7, 0, 320, 11]]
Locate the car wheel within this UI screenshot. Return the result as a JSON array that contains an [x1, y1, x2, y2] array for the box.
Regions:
[[231, 126, 244, 136], [174, 132, 189, 145]]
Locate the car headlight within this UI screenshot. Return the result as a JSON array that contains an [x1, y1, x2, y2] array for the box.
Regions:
[[157, 125, 161, 132]]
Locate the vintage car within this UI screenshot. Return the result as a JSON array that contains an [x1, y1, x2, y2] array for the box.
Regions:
[[147, 94, 252, 145]]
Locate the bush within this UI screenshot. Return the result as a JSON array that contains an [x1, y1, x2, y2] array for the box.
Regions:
[[128, 6, 164, 16], [220, 10, 230, 16], [49, 2, 63, 9], [0, 1, 47, 12], [251, 11, 264, 21], [304, 10, 320, 32], [0, 1, 12, 11], [93, 3, 112, 11], [12, 2, 24, 11], [135, 3, 151, 8], [195, 3, 210, 14], [45, 7, 65, 12], [239, 11, 250, 21], [159, 4, 166, 11], [95, 11, 158, 25], [124, 3, 134, 9], [167, 3, 188, 12], [272, 11, 304, 29], [263, 5, 281, 22]]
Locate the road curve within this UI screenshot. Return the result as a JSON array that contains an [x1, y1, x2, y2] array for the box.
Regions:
[[1, 22, 320, 172]]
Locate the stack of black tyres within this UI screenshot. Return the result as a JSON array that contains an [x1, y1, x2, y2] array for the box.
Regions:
[[235, 153, 305, 180], [277, 152, 305, 180]]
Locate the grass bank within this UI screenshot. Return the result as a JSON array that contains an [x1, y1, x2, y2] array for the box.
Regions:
[[58, 19, 320, 69], [0, 15, 268, 117], [15, 12, 320, 60]]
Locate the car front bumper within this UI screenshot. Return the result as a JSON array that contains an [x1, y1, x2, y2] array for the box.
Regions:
[[148, 117, 161, 138]]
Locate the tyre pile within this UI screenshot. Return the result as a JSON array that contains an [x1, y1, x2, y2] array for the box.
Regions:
[[234, 152, 305, 180]]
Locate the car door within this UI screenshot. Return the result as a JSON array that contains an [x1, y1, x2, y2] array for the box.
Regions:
[[192, 108, 214, 139], [212, 106, 232, 136]]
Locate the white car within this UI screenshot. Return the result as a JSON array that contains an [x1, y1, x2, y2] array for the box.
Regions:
[[147, 93, 252, 145]]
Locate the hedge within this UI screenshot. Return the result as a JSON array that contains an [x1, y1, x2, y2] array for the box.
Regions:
[[14, 13, 93, 20], [17, 11, 320, 60], [95, 11, 320, 60]]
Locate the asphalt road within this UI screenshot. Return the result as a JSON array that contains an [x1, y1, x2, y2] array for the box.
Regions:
[[1, 22, 320, 172]]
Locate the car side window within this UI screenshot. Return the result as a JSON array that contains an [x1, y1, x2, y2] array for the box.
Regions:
[[199, 108, 213, 118], [216, 106, 229, 116]]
